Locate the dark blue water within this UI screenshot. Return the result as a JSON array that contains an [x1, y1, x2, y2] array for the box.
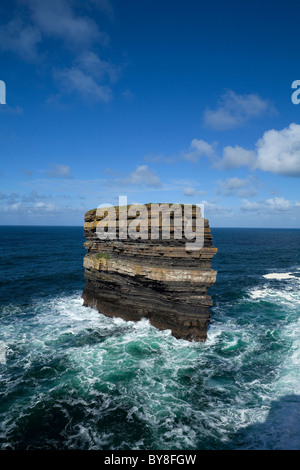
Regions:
[[0, 226, 299, 450]]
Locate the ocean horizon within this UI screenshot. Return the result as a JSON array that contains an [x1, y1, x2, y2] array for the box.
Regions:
[[2, 225, 300, 229]]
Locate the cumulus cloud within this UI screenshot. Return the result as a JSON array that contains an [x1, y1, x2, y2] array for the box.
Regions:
[[0, 0, 116, 102], [241, 197, 293, 212], [123, 165, 162, 188], [23, 0, 109, 49], [142, 138, 218, 166], [2, 199, 57, 214], [141, 122, 300, 181], [33, 201, 57, 211], [216, 176, 259, 198], [0, 190, 57, 214], [255, 123, 300, 177], [53, 51, 118, 103], [214, 124, 300, 178], [182, 139, 217, 163], [204, 90, 276, 130], [183, 187, 205, 197], [220, 146, 256, 169], [198, 200, 229, 214]]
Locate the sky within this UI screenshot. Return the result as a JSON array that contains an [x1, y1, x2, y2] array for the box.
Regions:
[[0, 0, 300, 227]]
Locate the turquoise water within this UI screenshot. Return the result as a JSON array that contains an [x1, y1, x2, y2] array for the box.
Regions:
[[0, 226, 299, 450]]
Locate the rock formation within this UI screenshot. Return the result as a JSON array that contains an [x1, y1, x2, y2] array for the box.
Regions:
[[82, 204, 217, 342]]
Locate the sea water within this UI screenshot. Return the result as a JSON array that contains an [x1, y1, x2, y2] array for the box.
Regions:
[[0, 226, 299, 450]]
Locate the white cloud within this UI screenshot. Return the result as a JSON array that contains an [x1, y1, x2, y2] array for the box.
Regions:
[[220, 146, 256, 169], [183, 187, 195, 196], [76, 51, 118, 82], [216, 176, 259, 198], [0, 0, 101, 60], [0, 191, 58, 215], [204, 90, 276, 130], [255, 123, 300, 177], [0, 0, 117, 103], [45, 164, 72, 178], [2, 200, 58, 215], [0, 18, 42, 61], [25, 0, 108, 49], [266, 197, 292, 210], [241, 197, 293, 212], [183, 187, 206, 197], [125, 165, 162, 188], [182, 139, 217, 162], [34, 201, 57, 211], [54, 67, 113, 102], [124, 165, 162, 188], [199, 200, 229, 214], [10, 202, 22, 211], [214, 124, 300, 178]]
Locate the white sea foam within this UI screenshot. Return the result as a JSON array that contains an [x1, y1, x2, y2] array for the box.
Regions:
[[0, 341, 6, 365], [263, 272, 298, 280], [250, 289, 269, 300], [276, 317, 300, 396], [249, 284, 300, 307], [1, 291, 300, 450]]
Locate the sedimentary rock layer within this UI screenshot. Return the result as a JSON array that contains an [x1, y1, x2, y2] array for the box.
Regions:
[[82, 204, 217, 341]]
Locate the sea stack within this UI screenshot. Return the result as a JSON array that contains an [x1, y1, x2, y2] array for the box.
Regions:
[[82, 203, 217, 342]]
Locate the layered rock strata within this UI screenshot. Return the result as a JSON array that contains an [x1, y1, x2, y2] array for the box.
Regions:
[[82, 204, 217, 342]]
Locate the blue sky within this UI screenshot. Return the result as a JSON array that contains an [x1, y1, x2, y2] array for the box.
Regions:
[[0, 0, 300, 227]]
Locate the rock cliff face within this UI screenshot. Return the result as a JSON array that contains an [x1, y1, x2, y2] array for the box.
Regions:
[[82, 204, 217, 342]]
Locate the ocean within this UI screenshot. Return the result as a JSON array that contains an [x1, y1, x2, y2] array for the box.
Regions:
[[0, 226, 299, 450]]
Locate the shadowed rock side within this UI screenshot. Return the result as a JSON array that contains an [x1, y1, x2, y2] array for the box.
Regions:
[[82, 205, 217, 342]]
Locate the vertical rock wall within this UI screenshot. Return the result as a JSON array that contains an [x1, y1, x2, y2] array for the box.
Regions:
[[82, 204, 217, 341]]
